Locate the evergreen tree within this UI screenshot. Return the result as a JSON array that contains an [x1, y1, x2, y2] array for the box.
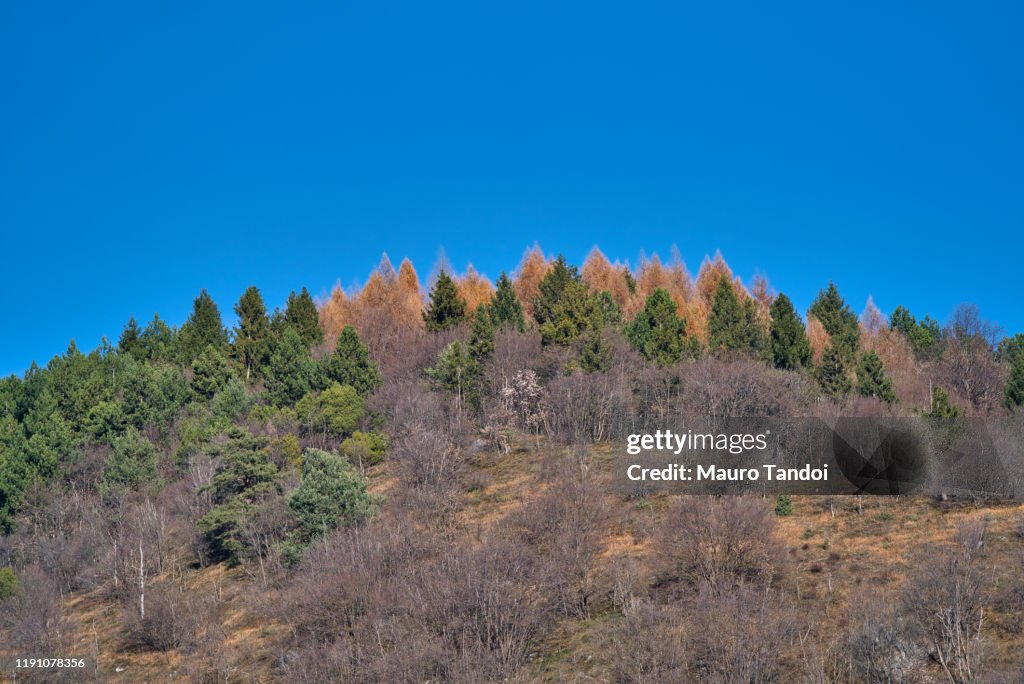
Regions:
[[1001, 334, 1024, 409], [740, 298, 768, 358], [423, 272, 467, 331], [139, 314, 176, 362], [287, 448, 379, 549], [707, 278, 745, 355], [809, 283, 859, 360], [468, 305, 495, 361], [118, 316, 142, 358], [490, 272, 525, 331], [265, 327, 318, 407], [426, 341, 479, 414], [856, 351, 896, 404], [233, 286, 271, 381], [179, 290, 229, 362], [769, 293, 812, 369], [626, 289, 693, 366], [594, 291, 622, 328], [816, 345, 852, 398], [533, 256, 600, 346], [284, 287, 323, 348], [890, 305, 943, 360], [323, 326, 381, 397], [193, 344, 234, 399], [197, 428, 279, 564], [926, 387, 960, 418]]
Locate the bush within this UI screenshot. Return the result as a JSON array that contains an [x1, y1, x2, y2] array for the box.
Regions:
[[0, 566, 18, 600], [774, 495, 792, 516], [288, 449, 379, 549], [340, 431, 389, 469]]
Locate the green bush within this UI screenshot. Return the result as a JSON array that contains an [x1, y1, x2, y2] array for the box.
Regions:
[[0, 566, 18, 600], [340, 431, 389, 468], [774, 495, 793, 516]]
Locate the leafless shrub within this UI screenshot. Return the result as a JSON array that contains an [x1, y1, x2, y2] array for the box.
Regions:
[[610, 599, 689, 683], [543, 370, 632, 443], [655, 496, 786, 594], [903, 538, 990, 683]]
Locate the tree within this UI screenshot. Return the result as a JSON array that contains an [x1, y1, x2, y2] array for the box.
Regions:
[[533, 256, 602, 346], [100, 427, 159, 499], [816, 345, 851, 398], [285, 287, 324, 348], [191, 344, 233, 399], [856, 351, 896, 404], [233, 286, 271, 381], [926, 387, 960, 418], [423, 272, 467, 331], [118, 316, 143, 359], [427, 341, 479, 418], [468, 305, 495, 361], [769, 293, 811, 370], [323, 326, 381, 397], [319, 383, 365, 437], [265, 327, 319, 407], [626, 289, 695, 365], [490, 272, 525, 331], [197, 428, 279, 564], [708, 278, 745, 354], [809, 283, 859, 361], [179, 290, 228, 362], [288, 448, 378, 547], [1001, 334, 1024, 409], [890, 305, 943, 360]]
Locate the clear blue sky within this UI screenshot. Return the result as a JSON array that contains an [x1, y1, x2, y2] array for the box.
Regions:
[[2, 1, 1021, 376]]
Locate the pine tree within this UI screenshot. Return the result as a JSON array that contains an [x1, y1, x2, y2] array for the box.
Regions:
[[490, 272, 525, 331], [265, 327, 319, 407], [769, 294, 811, 369], [926, 387, 960, 418], [809, 283, 859, 361], [323, 326, 381, 397], [288, 448, 378, 547], [426, 341, 479, 415], [285, 287, 323, 348], [179, 290, 229, 362], [1002, 334, 1024, 409], [468, 306, 495, 361], [193, 344, 234, 399], [233, 286, 271, 381], [626, 289, 692, 366], [118, 316, 142, 358], [707, 278, 745, 354], [816, 345, 852, 398], [890, 305, 943, 360], [533, 256, 599, 346], [423, 272, 468, 331], [740, 298, 768, 358], [856, 351, 896, 404]]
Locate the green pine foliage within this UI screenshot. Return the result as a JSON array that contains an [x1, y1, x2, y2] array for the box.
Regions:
[[890, 305, 943, 359], [926, 387, 960, 418], [193, 344, 234, 399], [265, 327, 320, 407], [284, 287, 324, 348], [468, 306, 496, 361], [533, 256, 604, 346], [626, 289, 695, 365], [769, 293, 811, 370], [233, 286, 271, 381], [179, 290, 229, 362], [490, 272, 525, 331], [707, 279, 765, 357], [816, 345, 852, 398], [856, 351, 897, 404], [809, 282, 860, 361], [287, 448, 379, 546], [323, 326, 381, 397], [197, 428, 280, 564], [423, 272, 468, 331], [1000, 334, 1024, 409]]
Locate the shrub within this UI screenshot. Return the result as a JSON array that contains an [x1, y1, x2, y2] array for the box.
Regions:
[[340, 431, 389, 469], [0, 566, 18, 600], [774, 495, 792, 516]]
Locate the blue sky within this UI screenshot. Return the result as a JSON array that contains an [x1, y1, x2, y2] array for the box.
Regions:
[[1, 1, 1021, 376]]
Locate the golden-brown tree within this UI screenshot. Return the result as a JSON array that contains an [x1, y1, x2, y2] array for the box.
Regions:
[[456, 264, 494, 313], [513, 244, 550, 320]]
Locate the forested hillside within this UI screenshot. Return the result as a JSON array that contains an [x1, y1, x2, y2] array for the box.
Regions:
[[2, 245, 1023, 682]]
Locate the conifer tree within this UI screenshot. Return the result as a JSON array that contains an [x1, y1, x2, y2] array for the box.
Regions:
[[265, 327, 318, 407], [626, 289, 693, 366], [468, 306, 495, 361], [533, 255, 599, 346], [489, 272, 525, 331], [890, 305, 943, 360], [284, 287, 323, 348], [179, 290, 229, 362], [707, 278, 745, 354], [118, 316, 142, 358], [1001, 334, 1024, 409], [769, 294, 812, 369], [288, 448, 378, 547], [193, 344, 234, 399], [323, 326, 381, 397], [233, 286, 271, 381], [816, 345, 852, 398], [809, 283, 860, 360], [423, 272, 468, 331], [856, 351, 896, 404]]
